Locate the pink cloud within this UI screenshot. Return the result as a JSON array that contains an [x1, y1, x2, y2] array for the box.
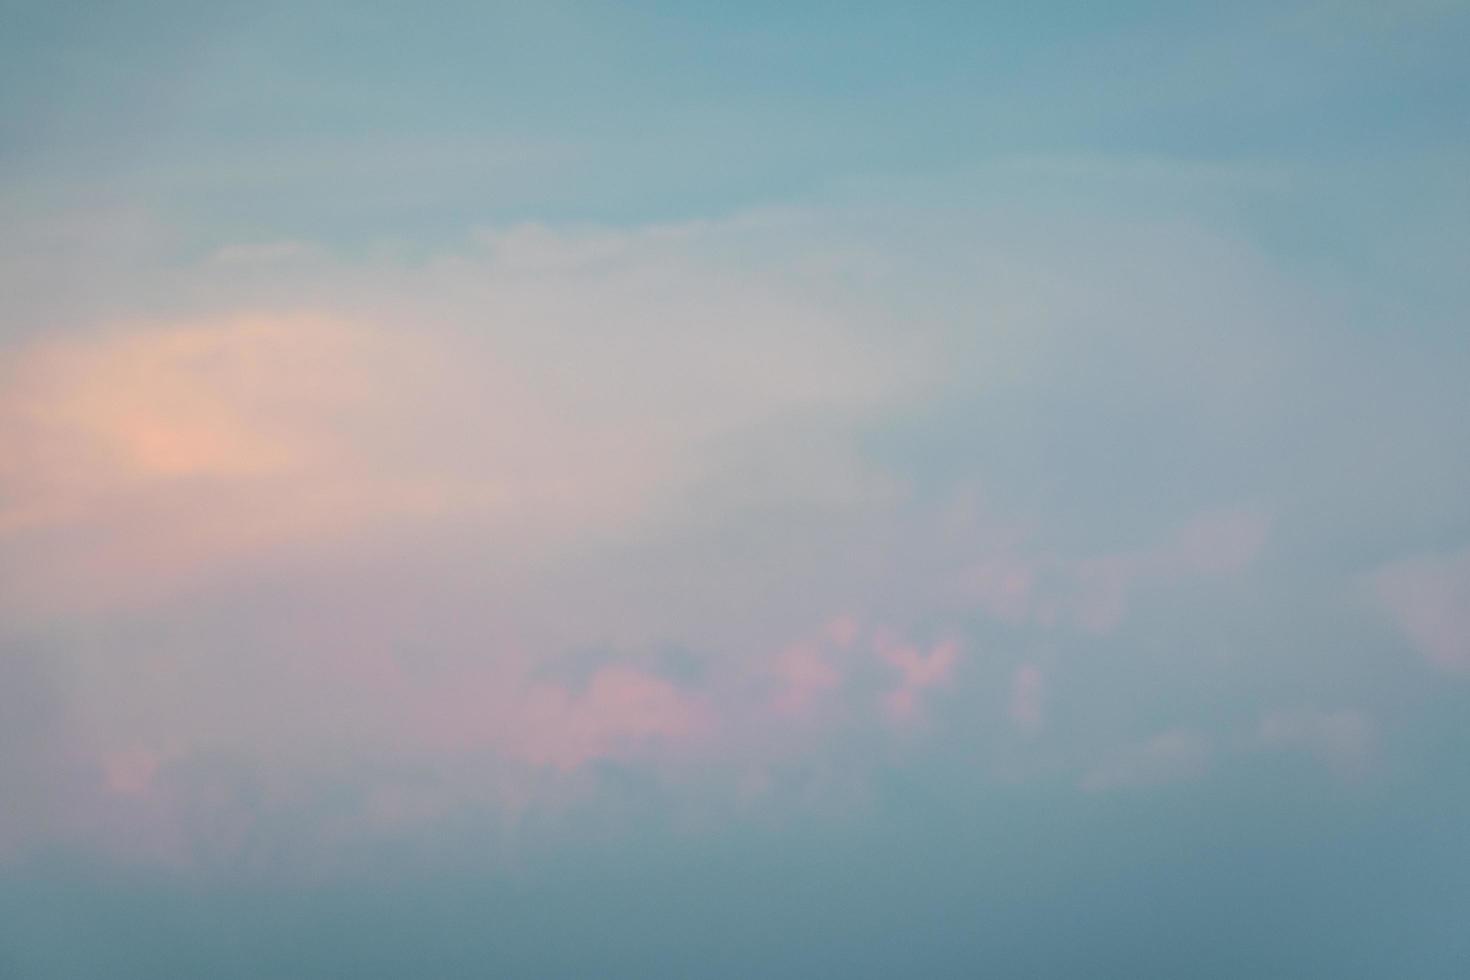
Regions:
[[36, 657, 714, 871], [516, 667, 712, 772], [772, 643, 843, 718], [764, 614, 860, 719], [823, 615, 861, 649], [956, 507, 1268, 635], [373, 654, 713, 773], [1371, 548, 1470, 673], [102, 747, 163, 798], [876, 635, 959, 724], [3, 300, 897, 620]]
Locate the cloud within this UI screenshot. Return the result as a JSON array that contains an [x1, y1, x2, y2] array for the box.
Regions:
[[0, 646, 89, 858], [0, 215, 946, 865], [14, 615, 982, 869], [1371, 548, 1470, 673], [101, 748, 163, 798], [0, 217, 919, 619], [529, 667, 710, 769], [1081, 730, 1210, 793], [0, 197, 1298, 869], [1259, 707, 1374, 778], [876, 635, 959, 724], [0, 179, 1459, 878], [1008, 664, 1046, 735], [441, 664, 713, 773], [0, 315, 507, 610], [952, 508, 1268, 634], [771, 643, 844, 720]]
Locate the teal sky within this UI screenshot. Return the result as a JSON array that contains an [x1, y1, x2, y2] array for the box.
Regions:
[[2, 2, 1469, 977]]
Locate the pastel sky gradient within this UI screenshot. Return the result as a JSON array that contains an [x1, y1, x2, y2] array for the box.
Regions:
[[2, 2, 1469, 977]]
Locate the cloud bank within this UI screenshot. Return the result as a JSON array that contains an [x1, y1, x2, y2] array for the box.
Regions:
[[0, 184, 1464, 876]]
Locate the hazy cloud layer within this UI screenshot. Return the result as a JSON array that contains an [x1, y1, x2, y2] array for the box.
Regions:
[[3, 192, 1461, 876], [2, 2, 1468, 975]]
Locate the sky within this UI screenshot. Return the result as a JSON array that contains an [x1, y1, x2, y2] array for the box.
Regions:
[[2, 1, 1469, 976]]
